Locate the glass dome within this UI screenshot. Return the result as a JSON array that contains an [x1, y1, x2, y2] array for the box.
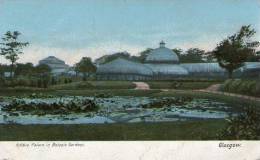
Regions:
[[145, 41, 179, 64]]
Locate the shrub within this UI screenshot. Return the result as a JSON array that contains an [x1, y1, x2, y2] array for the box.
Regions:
[[218, 106, 260, 140], [42, 79, 48, 88], [76, 82, 93, 89], [171, 81, 182, 89], [3, 97, 99, 115], [51, 77, 57, 85], [222, 79, 233, 91], [37, 79, 42, 88], [229, 79, 242, 92], [221, 79, 259, 97]]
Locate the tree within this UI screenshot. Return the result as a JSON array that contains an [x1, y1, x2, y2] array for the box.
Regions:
[[75, 57, 96, 80], [179, 48, 206, 63], [35, 64, 51, 75], [0, 64, 4, 77], [15, 63, 34, 77], [137, 48, 153, 63], [0, 31, 29, 78], [73, 64, 80, 77], [218, 106, 260, 140], [94, 52, 131, 65], [213, 25, 259, 78], [35, 64, 51, 88], [172, 48, 183, 57], [204, 51, 216, 62]]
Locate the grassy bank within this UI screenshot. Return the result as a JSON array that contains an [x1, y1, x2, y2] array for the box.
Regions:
[[0, 89, 161, 97], [221, 79, 260, 97], [147, 81, 219, 90], [0, 120, 226, 140], [50, 81, 135, 90]]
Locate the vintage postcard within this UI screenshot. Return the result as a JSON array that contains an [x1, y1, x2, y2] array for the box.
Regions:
[[0, 0, 260, 159]]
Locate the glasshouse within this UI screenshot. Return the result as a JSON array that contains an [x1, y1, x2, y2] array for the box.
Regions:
[[39, 56, 70, 75], [96, 41, 260, 80], [96, 58, 153, 80]]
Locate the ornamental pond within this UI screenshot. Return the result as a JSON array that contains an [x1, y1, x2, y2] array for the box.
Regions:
[[0, 95, 236, 124]]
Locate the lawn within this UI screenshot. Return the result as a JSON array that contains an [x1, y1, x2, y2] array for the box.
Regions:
[[0, 120, 227, 140], [0, 88, 161, 97], [221, 79, 260, 97], [50, 81, 135, 90], [147, 81, 220, 90]]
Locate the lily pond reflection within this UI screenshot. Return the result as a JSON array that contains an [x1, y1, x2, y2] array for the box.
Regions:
[[0, 96, 236, 124]]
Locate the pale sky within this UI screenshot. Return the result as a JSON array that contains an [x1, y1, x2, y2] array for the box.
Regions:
[[0, 0, 260, 65]]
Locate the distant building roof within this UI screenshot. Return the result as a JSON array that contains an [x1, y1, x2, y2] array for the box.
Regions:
[[39, 56, 70, 72], [145, 64, 188, 75], [39, 56, 65, 64], [180, 63, 226, 73], [236, 62, 260, 72], [145, 41, 179, 64], [97, 58, 153, 76]]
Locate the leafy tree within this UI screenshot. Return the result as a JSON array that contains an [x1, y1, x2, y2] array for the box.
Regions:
[[74, 64, 80, 77], [75, 57, 96, 80], [204, 51, 216, 62], [95, 52, 131, 65], [137, 48, 153, 63], [0, 64, 4, 77], [0, 64, 4, 86], [15, 63, 34, 77], [94, 49, 153, 64], [179, 48, 206, 63], [35, 64, 51, 75], [0, 31, 29, 78], [218, 106, 260, 140], [172, 48, 183, 57], [35, 64, 51, 88], [213, 25, 259, 78]]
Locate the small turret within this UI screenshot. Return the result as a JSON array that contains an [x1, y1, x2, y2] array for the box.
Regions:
[[159, 41, 166, 48]]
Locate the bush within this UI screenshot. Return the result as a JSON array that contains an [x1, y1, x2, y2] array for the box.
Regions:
[[229, 79, 242, 92], [218, 106, 260, 140], [3, 97, 99, 115], [171, 81, 182, 89], [51, 77, 57, 85], [76, 82, 93, 89], [221, 79, 260, 97], [37, 79, 42, 88]]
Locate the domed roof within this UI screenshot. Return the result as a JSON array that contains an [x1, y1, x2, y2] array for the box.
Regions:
[[39, 56, 69, 70], [145, 41, 179, 64], [97, 58, 153, 76], [39, 56, 65, 65]]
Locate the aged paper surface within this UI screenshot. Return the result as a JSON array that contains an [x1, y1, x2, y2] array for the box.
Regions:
[[1, 141, 260, 160]]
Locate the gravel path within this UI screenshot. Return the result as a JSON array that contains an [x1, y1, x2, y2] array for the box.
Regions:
[[197, 84, 260, 102], [133, 82, 260, 102]]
